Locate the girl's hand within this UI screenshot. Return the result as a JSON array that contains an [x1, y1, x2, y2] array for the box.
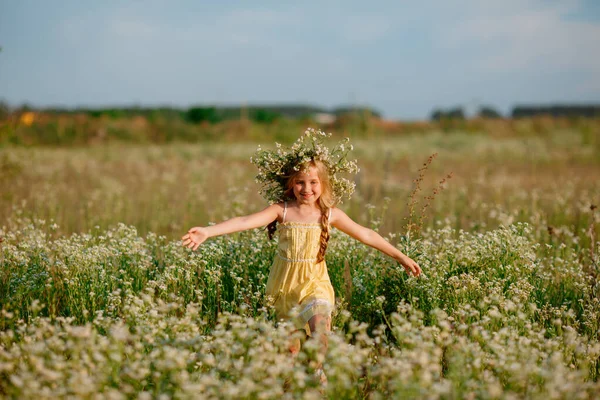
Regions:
[[398, 255, 422, 277], [182, 227, 209, 251]]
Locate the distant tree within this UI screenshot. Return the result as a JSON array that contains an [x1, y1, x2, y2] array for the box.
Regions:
[[185, 107, 221, 124], [16, 103, 33, 113], [332, 106, 382, 119], [446, 108, 465, 119], [0, 101, 9, 119], [512, 105, 600, 118], [105, 109, 125, 119], [430, 109, 444, 121], [88, 110, 103, 118], [478, 106, 502, 118], [430, 107, 465, 121], [251, 109, 280, 124]]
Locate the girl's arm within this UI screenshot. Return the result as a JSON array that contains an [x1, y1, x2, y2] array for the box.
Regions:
[[330, 208, 422, 277], [182, 203, 281, 251]]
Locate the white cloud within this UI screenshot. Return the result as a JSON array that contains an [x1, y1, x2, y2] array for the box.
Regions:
[[109, 19, 158, 40], [337, 14, 393, 43], [209, 9, 297, 47], [576, 76, 600, 96], [438, 0, 600, 74], [218, 9, 289, 26]]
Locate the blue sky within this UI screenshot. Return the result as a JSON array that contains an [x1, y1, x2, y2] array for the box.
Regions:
[[1, 0, 599, 119]]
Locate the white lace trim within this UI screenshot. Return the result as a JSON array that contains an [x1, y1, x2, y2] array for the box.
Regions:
[[299, 299, 333, 317], [277, 253, 317, 262], [278, 224, 322, 231]]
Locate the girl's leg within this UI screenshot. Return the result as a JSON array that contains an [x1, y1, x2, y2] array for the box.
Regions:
[[308, 313, 331, 355], [308, 314, 331, 386], [308, 313, 331, 339], [284, 329, 307, 392], [288, 329, 306, 356]]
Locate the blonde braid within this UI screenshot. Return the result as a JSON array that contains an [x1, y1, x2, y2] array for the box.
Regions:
[[316, 206, 330, 263]]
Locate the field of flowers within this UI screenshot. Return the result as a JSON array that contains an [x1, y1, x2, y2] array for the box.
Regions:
[[1, 127, 599, 398]]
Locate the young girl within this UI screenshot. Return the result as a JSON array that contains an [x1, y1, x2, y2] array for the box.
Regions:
[[181, 129, 422, 384]]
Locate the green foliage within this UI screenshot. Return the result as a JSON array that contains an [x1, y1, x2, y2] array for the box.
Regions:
[[0, 101, 9, 119], [478, 106, 503, 118], [184, 106, 222, 124], [430, 107, 465, 121], [513, 105, 600, 118], [332, 106, 382, 119], [251, 108, 280, 124]]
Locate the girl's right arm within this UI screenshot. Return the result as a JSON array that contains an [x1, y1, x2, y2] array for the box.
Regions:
[[182, 203, 282, 251]]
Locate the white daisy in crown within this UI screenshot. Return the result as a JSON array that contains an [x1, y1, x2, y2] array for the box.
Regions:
[[250, 128, 360, 204]]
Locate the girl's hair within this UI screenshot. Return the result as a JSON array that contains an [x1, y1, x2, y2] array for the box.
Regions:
[[267, 159, 334, 263]]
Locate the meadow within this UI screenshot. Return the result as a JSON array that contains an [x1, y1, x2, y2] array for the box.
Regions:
[[1, 120, 599, 398]]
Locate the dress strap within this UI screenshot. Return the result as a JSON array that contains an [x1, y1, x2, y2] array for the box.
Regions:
[[282, 201, 287, 223], [328, 207, 332, 221]]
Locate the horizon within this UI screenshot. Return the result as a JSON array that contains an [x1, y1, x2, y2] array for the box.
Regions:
[[6, 101, 600, 121]]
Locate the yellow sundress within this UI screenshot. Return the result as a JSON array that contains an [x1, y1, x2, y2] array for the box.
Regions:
[[265, 203, 335, 334]]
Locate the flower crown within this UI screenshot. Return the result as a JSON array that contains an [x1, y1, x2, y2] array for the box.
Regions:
[[251, 128, 360, 205]]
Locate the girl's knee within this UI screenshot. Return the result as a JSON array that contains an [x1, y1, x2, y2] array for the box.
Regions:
[[288, 329, 308, 355], [288, 337, 301, 355], [308, 314, 331, 334]]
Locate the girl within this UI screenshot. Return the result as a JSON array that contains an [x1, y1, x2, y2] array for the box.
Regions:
[[181, 130, 422, 384]]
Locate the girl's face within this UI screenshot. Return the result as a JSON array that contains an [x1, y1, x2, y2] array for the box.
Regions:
[[292, 166, 322, 205]]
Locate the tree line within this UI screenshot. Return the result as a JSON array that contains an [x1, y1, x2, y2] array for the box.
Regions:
[[3, 101, 599, 123], [0, 102, 381, 124], [431, 104, 600, 120]]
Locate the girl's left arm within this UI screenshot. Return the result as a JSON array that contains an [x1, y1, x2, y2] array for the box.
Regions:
[[331, 208, 422, 277]]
